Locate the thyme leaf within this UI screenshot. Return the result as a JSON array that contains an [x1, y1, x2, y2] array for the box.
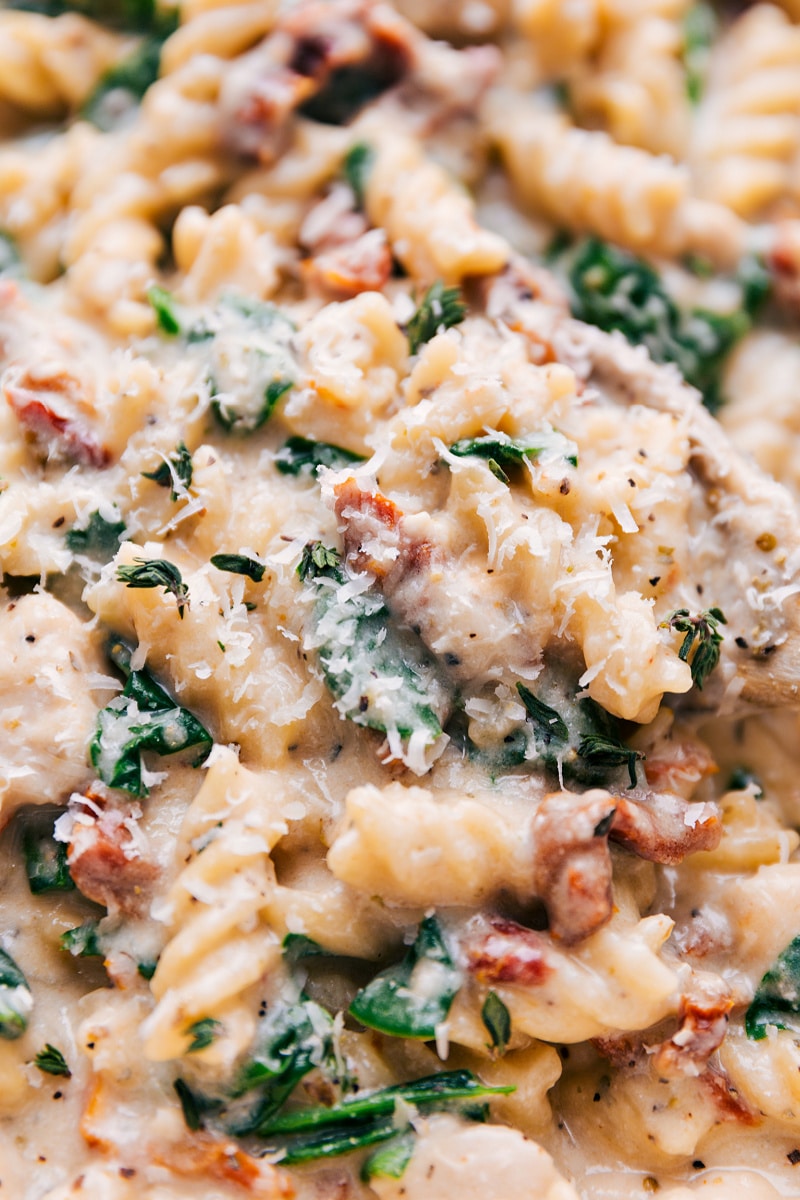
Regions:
[[210, 553, 265, 582], [662, 606, 726, 689], [117, 558, 190, 619], [142, 441, 193, 499], [34, 1044, 71, 1077]]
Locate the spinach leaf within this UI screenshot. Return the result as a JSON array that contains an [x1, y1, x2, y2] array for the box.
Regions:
[[0, 948, 32, 1040], [23, 821, 74, 894], [66, 510, 127, 559], [349, 916, 460, 1039], [229, 999, 335, 1135], [256, 1070, 513, 1164], [299, 543, 453, 757], [563, 237, 767, 413], [206, 296, 296, 434], [8, 0, 174, 33], [146, 285, 182, 336], [275, 436, 366, 477], [406, 282, 466, 354], [82, 33, 170, 130], [449, 429, 578, 482], [516, 676, 643, 788], [186, 1017, 222, 1053], [746, 936, 800, 1040], [361, 1131, 415, 1182], [342, 142, 374, 208], [60, 921, 103, 958], [90, 639, 212, 796]]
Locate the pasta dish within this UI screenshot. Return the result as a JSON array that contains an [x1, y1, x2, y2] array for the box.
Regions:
[[2, 1, 800, 1197]]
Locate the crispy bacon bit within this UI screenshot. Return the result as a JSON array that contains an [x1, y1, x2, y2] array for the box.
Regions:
[[4, 365, 109, 468], [222, 0, 414, 161], [334, 478, 434, 581], [305, 230, 393, 298], [609, 791, 720, 865], [652, 977, 733, 1079], [701, 1066, 759, 1126], [642, 735, 717, 799], [768, 220, 800, 315], [466, 915, 554, 987], [532, 790, 616, 945], [68, 799, 157, 916], [154, 1135, 296, 1196]]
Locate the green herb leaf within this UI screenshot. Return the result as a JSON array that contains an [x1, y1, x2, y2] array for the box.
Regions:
[[117, 558, 189, 618], [34, 1043, 71, 1077], [256, 1070, 513, 1164], [90, 639, 212, 796], [7, 0, 176, 34], [406, 282, 466, 355], [146, 285, 182, 336], [66, 511, 127, 559], [281, 933, 330, 964], [349, 916, 460, 1039], [481, 991, 511, 1055], [23, 824, 74, 894], [142, 441, 192, 498], [297, 541, 342, 581], [230, 999, 335, 1136], [450, 429, 578, 478], [82, 33, 169, 130], [564, 238, 760, 412], [361, 1131, 415, 1182], [516, 684, 569, 744], [60, 921, 103, 959], [662, 606, 726, 689], [577, 733, 643, 790], [343, 142, 374, 208], [174, 1077, 221, 1131], [137, 959, 158, 980], [186, 1017, 222, 1053], [0, 948, 32, 1040], [728, 767, 763, 799], [300, 545, 452, 750], [746, 936, 800, 1040], [275, 436, 366, 477], [210, 554, 265, 583]]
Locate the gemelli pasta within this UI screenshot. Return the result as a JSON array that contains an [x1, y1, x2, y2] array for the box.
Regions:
[[2, 2, 800, 1198]]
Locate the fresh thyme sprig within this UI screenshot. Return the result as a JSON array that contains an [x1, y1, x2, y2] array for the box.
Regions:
[[662, 606, 727, 689], [117, 558, 190, 618]]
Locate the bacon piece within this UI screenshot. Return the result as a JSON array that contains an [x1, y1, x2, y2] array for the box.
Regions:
[[642, 733, 717, 799], [652, 976, 733, 1079], [466, 915, 554, 987], [68, 799, 157, 916], [222, 0, 413, 161], [154, 1136, 296, 1196], [768, 219, 800, 316], [4, 364, 109, 468], [609, 790, 720, 865], [701, 1066, 759, 1126], [532, 790, 616, 945], [305, 229, 392, 298], [334, 477, 434, 583]]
